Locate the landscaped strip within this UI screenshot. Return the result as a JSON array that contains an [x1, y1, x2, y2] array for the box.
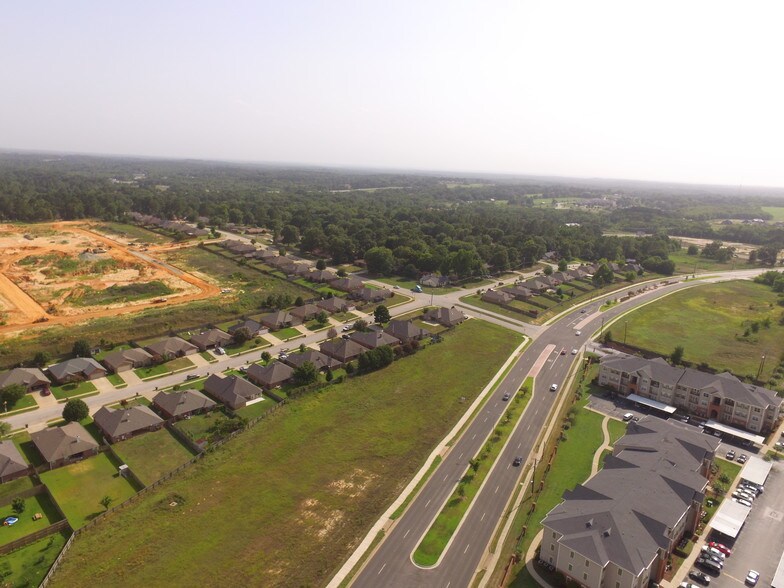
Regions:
[[412, 382, 532, 567], [106, 373, 126, 388]]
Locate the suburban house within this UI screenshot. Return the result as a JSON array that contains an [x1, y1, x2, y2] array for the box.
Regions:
[[260, 310, 300, 330], [538, 275, 561, 288], [152, 389, 216, 420], [220, 239, 256, 255], [248, 248, 277, 261], [350, 330, 400, 350], [246, 362, 294, 390], [101, 348, 154, 373], [566, 267, 589, 280], [189, 328, 232, 351], [329, 276, 365, 293], [319, 339, 365, 365], [289, 263, 312, 277], [306, 269, 337, 283], [47, 358, 107, 384], [541, 418, 719, 588], [551, 271, 573, 284], [228, 319, 268, 338], [267, 255, 296, 269], [203, 374, 265, 410], [31, 422, 100, 469], [0, 367, 51, 392], [282, 350, 340, 372], [290, 304, 321, 322], [423, 306, 465, 327], [144, 337, 199, 361], [482, 289, 514, 305], [384, 320, 429, 344], [93, 405, 164, 444], [0, 440, 30, 483], [598, 355, 783, 434], [419, 273, 450, 288], [353, 287, 392, 303], [521, 278, 549, 294], [501, 285, 533, 300], [317, 297, 354, 314], [277, 260, 299, 275]]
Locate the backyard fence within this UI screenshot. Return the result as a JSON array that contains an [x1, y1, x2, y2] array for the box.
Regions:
[[0, 519, 71, 557]]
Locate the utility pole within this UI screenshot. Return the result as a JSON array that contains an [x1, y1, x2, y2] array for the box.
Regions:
[[756, 353, 767, 382]]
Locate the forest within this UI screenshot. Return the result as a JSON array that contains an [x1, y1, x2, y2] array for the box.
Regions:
[[0, 152, 782, 277]]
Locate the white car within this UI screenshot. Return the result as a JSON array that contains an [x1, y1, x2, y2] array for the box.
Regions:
[[623, 413, 634, 421], [550, 384, 558, 392], [745, 570, 759, 586], [575, 330, 581, 336], [215, 347, 226, 355], [342, 325, 351, 331], [732, 497, 753, 507]]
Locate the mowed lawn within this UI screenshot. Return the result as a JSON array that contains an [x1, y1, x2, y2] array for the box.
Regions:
[[112, 429, 196, 486], [0, 492, 62, 547], [51, 319, 523, 588], [607, 280, 783, 381], [40, 453, 138, 528]]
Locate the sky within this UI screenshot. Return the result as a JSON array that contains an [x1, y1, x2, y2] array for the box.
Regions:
[[2, 1, 784, 187]]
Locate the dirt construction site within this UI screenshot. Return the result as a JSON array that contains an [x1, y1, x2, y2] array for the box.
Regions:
[[0, 222, 219, 334]]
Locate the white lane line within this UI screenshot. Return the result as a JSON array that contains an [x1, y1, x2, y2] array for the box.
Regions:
[[378, 563, 386, 575], [403, 529, 410, 538], [495, 485, 499, 494], [425, 499, 431, 508], [484, 417, 488, 422], [472, 433, 476, 440], [481, 512, 486, 522], [458, 452, 463, 460], [443, 474, 449, 482], [464, 544, 470, 554], [506, 463, 510, 470], [518, 442, 522, 448]]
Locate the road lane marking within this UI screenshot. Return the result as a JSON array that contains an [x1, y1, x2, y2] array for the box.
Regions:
[[458, 452, 463, 460], [378, 563, 386, 575], [425, 499, 431, 507], [403, 529, 410, 538], [518, 442, 522, 448], [495, 485, 499, 494], [472, 433, 476, 440], [528, 344, 557, 379], [464, 544, 470, 554], [480, 512, 486, 521], [506, 463, 510, 470], [443, 474, 449, 482]]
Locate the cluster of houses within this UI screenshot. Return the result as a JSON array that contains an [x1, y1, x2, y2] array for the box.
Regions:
[[541, 417, 721, 588], [481, 262, 642, 308], [218, 240, 394, 303], [127, 212, 209, 237]]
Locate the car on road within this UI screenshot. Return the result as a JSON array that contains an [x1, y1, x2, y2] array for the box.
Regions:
[[575, 330, 581, 336], [708, 542, 731, 557], [549, 384, 558, 392], [502, 393, 510, 401], [745, 570, 759, 586], [513, 456, 523, 466], [393, 285, 399, 289], [725, 450, 736, 460], [571, 348, 578, 355], [737, 453, 747, 464], [580, 308, 586, 313], [623, 412, 634, 421], [342, 325, 351, 331], [688, 569, 711, 585], [185, 374, 200, 380]]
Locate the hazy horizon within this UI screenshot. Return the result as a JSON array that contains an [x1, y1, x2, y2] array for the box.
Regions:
[[3, 1, 784, 188]]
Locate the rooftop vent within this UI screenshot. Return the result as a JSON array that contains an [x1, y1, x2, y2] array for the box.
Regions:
[[586, 518, 594, 528], [602, 528, 612, 537]]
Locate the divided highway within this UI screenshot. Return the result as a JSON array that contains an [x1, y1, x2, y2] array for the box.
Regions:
[[349, 270, 765, 588]]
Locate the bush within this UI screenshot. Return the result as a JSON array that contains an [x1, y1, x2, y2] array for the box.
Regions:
[[62, 398, 89, 422]]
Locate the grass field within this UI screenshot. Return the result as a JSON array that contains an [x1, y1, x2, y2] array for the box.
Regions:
[[40, 453, 139, 529], [607, 419, 627, 445], [106, 373, 126, 388], [50, 380, 97, 401], [93, 222, 170, 244], [373, 275, 462, 294], [668, 250, 743, 274], [0, 530, 70, 588], [761, 206, 784, 221], [274, 326, 303, 341], [50, 320, 522, 588], [0, 492, 62, 547], [173, 410, 230, 447], [606, 280, 783, 381], [0, 477, 34, 502], [112, 429, 195, 486], [134, 356, 194, 380], [3, 393, 38, 412]]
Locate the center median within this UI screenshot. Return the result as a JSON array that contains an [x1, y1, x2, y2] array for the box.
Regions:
[[412, 377, 533, 567]]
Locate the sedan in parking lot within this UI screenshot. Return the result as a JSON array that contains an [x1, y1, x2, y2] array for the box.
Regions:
[[725, 450, 736, 460], [737, 454, 747, 464], [696, 557, 722, 575], [708, 541, 731, 557], [745, 570, 760, 586], [732, 497, 753, 508]]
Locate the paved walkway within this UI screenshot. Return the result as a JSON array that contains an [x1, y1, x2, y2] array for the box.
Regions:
[[591, 416, 611, 476]]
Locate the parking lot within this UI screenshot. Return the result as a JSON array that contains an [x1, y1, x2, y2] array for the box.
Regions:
[[708, 461, 784, 587]]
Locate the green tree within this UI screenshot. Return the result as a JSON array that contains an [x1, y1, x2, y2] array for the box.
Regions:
[[72, 339, 91, 358], [31, 351, 49, 368], [337, 268, 347, 277], [353, 319, 370, 332], [260, 351, 271, 364], [0, 384, 27, 411], [670, 345, 685, 365], [293, 361, 318, 386], [62, 398, 89, 422], [315, 259, 327, 270], [557, 259, 568, 272], [100, 495, 114, 510], [327, 327, 338, 339], [374, 304, 391, 324], [316, 311, 329, 325], [0, 420, 10, 437], [543, 265, 553, 276], [11, 497, 25, 514], [687, 244, 699, 255], [325, 368, 334, 382], [281, 224, 300, 244], [364, 246, 395, 275], [294, 296, 304, 307], [232, 327, 251, 345]]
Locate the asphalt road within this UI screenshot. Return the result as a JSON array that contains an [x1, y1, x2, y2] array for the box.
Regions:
[[351, 269, 767, 588]]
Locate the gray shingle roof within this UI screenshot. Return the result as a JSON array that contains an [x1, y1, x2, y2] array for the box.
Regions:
[[31, 422, 99, 463], [145, 337, 198, 357], [189, 328, 232, 349], [204, 374, 264, 409], [0, 367, 50, 390], [101, 348, 153, 372], [153, 389, 216, 418], [384, 320, 428, 341], [282, 351, 340, 371], [47, 358, 106, 382], [349, 330, 400, 349], [0, 440, 28, 479], [93, 405, 163, 440], [247, 362, 294, 388]]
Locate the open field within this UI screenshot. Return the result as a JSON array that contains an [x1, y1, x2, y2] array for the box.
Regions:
[[0, 222, 206, 327], [91, 222, 171, 245], [40, 453, 139, 529], [0, 529, 70, 588], [606, 280, 784, 382], [112, 429, 196, 486], [668, 250, 747, 274], [50, 320, 523, 588], [761, 206, 784, 221]]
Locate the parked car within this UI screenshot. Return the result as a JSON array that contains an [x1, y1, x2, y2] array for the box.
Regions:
[[560, 349, 566, 355], [575, 330, 581, 336], [679, 583, 699, 588], [185, 374, 200, 380], [40, 388, 51, 396], [688, 569, 711, 585], [215, 347, 226, 356], [737, 454, 747, 464], [725, 450, 736, 460], [513, 456, 523, 467], [571, 348, 578, 355], [342, 325, 351, 331], [696, 557, 722, 575], [623, 412, 634, 421], [701, 546, 725, 561], [732, 497, 753, 507], [708, 542, 731, 557], [745, 570, 760, 586], [550, 384, 558, 392], [502, 393, 510, 401]]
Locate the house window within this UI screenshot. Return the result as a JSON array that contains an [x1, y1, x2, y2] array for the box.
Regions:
[[584, 573, 588, 580], [568, 564, 573, 572], [586, 559, 590, 567], [550, 544, 555, 551], [618, 568, 623, 576], [552, 531, 557, 539], [570, 551, 574, 559]]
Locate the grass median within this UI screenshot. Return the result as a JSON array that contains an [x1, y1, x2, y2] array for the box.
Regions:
[[413, 382, 532, 567]]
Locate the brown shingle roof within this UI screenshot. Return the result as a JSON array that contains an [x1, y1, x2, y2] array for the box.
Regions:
[[93, 405, 163, 440], [153, 389, 216, 418], [31, 422, 99, 463]]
